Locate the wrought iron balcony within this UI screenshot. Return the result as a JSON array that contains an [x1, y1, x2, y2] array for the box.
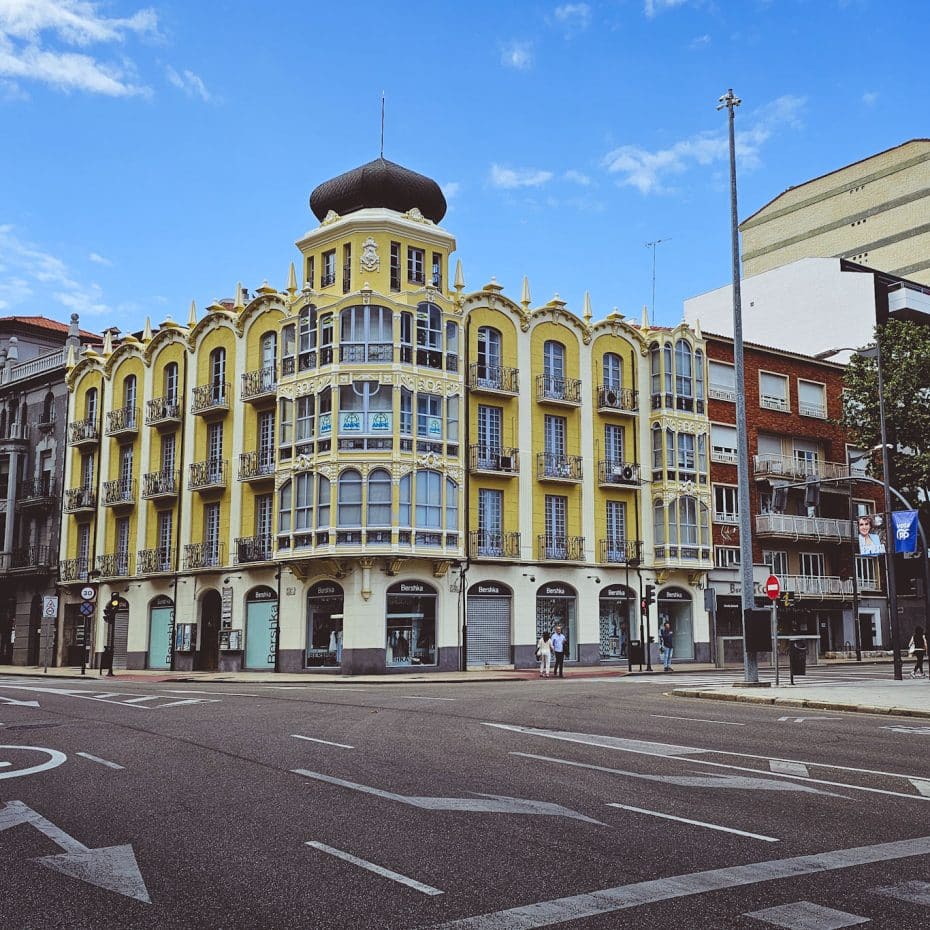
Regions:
[[755, 513, 852, 542], [68, 418, 98, 447], [536, 453, 583, 482], [184, 541, 225, 571], [189, 459, 227, 492], [596, 385, 638, 413], [467, 363, 519, 395], [598, 539, 644, 565], [236, 535, 273, 563], [96, 552, 132, 578], [11, 545, 54, 571], [103, 478, 137, 507], [59, 557, 90, 583], [597, 460, 641, 486], [17, 476, 56, 508], [537, 534, 585, 561], [781, 574, 853, 598], [536, 374, 581, 405], [238, 450, 275, 483], [468, 445, 519, 475], [191, 382, 230, 417], [137, 547, 175, 574], [753, 454, 849, 483], [0, 421, 30, 443], [339, 344, 394, 363], [105, 406, 139, 438], [142, 469, 179, 500], [146, 396, 182, 428], [64, 486, 96, 513], [469, 530, 521, 559], [241, 366, 277, 403]]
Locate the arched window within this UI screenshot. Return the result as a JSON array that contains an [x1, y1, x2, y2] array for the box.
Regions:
[[695, 348, 705, 411], [651, 424, 663, 475], [663, 343, 673, 395], [261, 331, 277, 370], [278, 479, 292, 535], [653, 499, 665, 549], [85, 388, 98, 422], [367, 469, 392, 526], [445, 321, 459, 371], [339, 306, 393, 363], [603, 352, 622, 391], [42, 391, 54, 424], [281, 323, 296, 374], [298, 305, 317, 369], [675, 339, 693, 407], [295, 472, 313, 532], [337, 469, 362, 527], [415, 470, 442, 528], [123, 374, 137, 414], [210, 348, 226, 403], [399, 474, 411, 526], [476, 326, 503, 386], [543, 340, 565, 381], [416, 303, 443, 369], [445, 478, 458, 532], [649, 342, 662, 408], [317, 476, 331, 537], [164, 363, 178, 404]]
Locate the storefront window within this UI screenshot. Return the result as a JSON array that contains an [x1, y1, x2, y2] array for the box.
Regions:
[[306, 581, 344, 667], [386, 581, 437, 666], [535, 582, 577, 661], [598, 585, 633, 659], [657, 587, 694, 660]]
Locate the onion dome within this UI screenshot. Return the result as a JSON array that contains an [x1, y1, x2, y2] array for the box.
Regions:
[[310, 157, 447, 223]]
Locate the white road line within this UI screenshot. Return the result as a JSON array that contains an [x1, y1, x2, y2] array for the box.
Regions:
[[154, 698, 220, 708], [397, 695, 455, 701], [743, 901, 869, 928], [770, 760, 810, 777], [76, 752, 124, 770], [651, 714, 746, 726], [909, 778, 930, 798], [871, 880, 930, 906], [161, 690, 260, 697], [429, 835, 930, 929], [607, 803, 778, 841], [120, 696, 160, 704], [291, 734, 354, 750], [305, 841, 442, 895]]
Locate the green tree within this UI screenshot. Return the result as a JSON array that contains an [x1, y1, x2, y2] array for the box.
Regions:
[[840, 319, 930, 525]]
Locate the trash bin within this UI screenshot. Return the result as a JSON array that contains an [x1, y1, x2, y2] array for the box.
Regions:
[[789, 640, 807, 676], [628, 640, 644, 665]]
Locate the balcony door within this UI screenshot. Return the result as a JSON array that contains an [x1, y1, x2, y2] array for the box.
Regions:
[[478, 488, 503, 555], [477, 405, 502, 468], [545, 495, 567, 558]]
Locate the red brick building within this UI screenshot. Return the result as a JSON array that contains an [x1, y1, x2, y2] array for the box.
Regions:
[[703, 334, 887, 660]]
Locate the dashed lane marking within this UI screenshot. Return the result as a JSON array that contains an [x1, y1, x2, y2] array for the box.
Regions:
[[291, 735, 354, 750], [76, 752, 124, 770], [305, 841, 442, 895], [608, 803, 779, 842]]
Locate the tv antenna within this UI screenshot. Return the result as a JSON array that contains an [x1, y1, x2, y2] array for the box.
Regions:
[[380, 91, 385, 158], [645, 238, 671, 318]]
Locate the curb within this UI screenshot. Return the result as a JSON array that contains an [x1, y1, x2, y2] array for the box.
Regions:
[[671, 688, 930, 720]]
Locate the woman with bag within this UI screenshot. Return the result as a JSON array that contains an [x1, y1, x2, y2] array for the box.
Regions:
[[537, 630, 553, 678], [909, 625, 928, 678]]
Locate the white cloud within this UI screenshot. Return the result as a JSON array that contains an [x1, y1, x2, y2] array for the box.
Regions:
[[553, 3, 592, 35], [602, 94, 805, 193], [690, 33, 711, 48], [862, 90, 879, 106], [88, 251, 111, 265], [441, 181, 461, 199], [0, 225, 111, 316], [501, 40, 533, 70], [490, 164, 554, 188], [644, 0, 689, 17], [165, 65, 211, 102], [0, 1, 156, 96], [564, 169, 591, 185]]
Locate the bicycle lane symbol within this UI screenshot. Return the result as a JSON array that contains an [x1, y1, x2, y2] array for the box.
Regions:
[[0, 745, 67, 780]]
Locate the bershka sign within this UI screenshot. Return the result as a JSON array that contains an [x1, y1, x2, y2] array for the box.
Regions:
[[388, 581, 433, 595], [308, 582, 341, 598], [469, 582, 510, 597], [659, 588, 688, 601], [539, 583, 574, 598], [602, 586, 633, 599]]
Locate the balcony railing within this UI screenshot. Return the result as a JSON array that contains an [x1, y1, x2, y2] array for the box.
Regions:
[[142, 469, 179, 499], [17, 477, 56, 506], [709, 383, 737, 402], [137, 547, 175, 574], [59, 557, 90, 583], [596, 385, 638, 413], [536, 453, 583, 482], [467, 363, 519, 395], [11, 545, 54, 571], [64, 486, 96, 512], [753, 454, 849, 482], [468, 445, 519, 475], [469, 531, 521, 559], [67, 418, 98, 446], [103, 478, 136, 507], [236, 535, 273, 563], [782, 574, 853, 597], [189, 459, 227, 491], [191, 382, 230, 416], [97, 552, 132, 578], [241, 366, 277, 401], [238, 450, 275, 482], [536, 374, 582, 405], [597, 460, 641, 486], [184, 541, 225, 570], [146, 396, 182, 427], [105, 406, 139, 437], [537, 534, 585, 561], [799, 401, 827, 419], [654, 545, 713, 564], [339, 344, 393, 363], [755, 513, 852, 542], [0, 421, 30, 443], [599, 539, 644, 565]]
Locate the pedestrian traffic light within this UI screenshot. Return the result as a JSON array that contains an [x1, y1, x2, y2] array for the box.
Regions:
[[103, 595, 120, 625], [644, 584, 656, 607]]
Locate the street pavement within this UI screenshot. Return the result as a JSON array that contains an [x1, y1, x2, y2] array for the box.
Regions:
[[1, 665, 929, 928]]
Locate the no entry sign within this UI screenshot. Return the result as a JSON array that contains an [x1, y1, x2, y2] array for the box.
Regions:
[[764, 575, 781, 601]]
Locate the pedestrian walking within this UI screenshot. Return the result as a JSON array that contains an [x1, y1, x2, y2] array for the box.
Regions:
[[550, 624, 566, 678], [909, 625, 928, 678], [536, 630, 552, 678], [660, 621, 674, 672], [100, 644, 113, 677]]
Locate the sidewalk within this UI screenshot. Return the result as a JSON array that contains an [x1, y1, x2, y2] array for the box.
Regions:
[[673, 676, 930, 720]]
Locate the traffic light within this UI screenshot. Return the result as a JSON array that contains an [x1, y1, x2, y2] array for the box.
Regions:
[[645, 584, 656, 606], [103, 595, 120, 625]]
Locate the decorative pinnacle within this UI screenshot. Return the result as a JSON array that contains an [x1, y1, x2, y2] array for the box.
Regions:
[[287, 262, 298, 294], [188, 300, 197, 328], [641, 303, 650, 329], [583, 291, 592, 324], [454, 259, 464, 292], [521, 276, 531, 309], [142, 317, 152, 342], [234, 282, 244, 309], [102, 330, 113, 355]]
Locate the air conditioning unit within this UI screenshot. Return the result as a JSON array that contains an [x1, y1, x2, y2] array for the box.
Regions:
[[499, 455, 513, 470], [605, 390, 618, 406]]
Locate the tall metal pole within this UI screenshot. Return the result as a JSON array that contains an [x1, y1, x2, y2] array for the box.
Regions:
[[875, 335, 903, 680], [645, 239, 670, 319], [718, 88, 758, 683]]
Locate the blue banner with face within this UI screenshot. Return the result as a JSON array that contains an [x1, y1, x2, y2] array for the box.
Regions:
[[892, 510, 919, 554]]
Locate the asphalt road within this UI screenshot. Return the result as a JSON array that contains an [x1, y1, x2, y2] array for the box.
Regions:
[[1, 669, 929, 929]]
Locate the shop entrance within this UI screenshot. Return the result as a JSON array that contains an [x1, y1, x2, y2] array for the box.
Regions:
[[197, 590, 221, 671], [147, 596, 174, 670], [386, 581, 437, 667], [466, 581, 512, 666], [306, 581, 344, 667], [535, 582, 577, 661], [598, 584, 634, 660], [657, 587, 694, 660], [245, 587, 277, 670]]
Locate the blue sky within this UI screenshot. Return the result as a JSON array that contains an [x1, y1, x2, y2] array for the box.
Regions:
[[1, 0, 928, 335]]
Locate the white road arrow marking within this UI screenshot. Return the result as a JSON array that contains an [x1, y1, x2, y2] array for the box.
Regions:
[[770, 760, 810, 777], [0, 695, 40, 708], [0, 801, 149, 903], [777, 716, 843, 723], [0, 745, 66, 780], [292, 769, 604, 824], [881, 725, 930, 735], [909, 778, 930, 798]]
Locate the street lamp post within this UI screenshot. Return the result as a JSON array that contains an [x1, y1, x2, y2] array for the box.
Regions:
[[718, 88, 758, 684]]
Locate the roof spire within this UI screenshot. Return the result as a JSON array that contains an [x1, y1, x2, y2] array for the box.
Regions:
[[287, 262, 297, 295], [188, 300, 197, 328], [583, 291, 593, 325], [521, 276, 531, 310], [143, 316, 152, 342], [453, 259, 464, 293], [234, 282, 244, 310], [641, 303, 650, 329]]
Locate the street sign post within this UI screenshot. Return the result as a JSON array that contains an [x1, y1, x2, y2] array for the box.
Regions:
[[764, 575, 781, 601], [80, 586, 96, 602], [764, 577, 781, 685]]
